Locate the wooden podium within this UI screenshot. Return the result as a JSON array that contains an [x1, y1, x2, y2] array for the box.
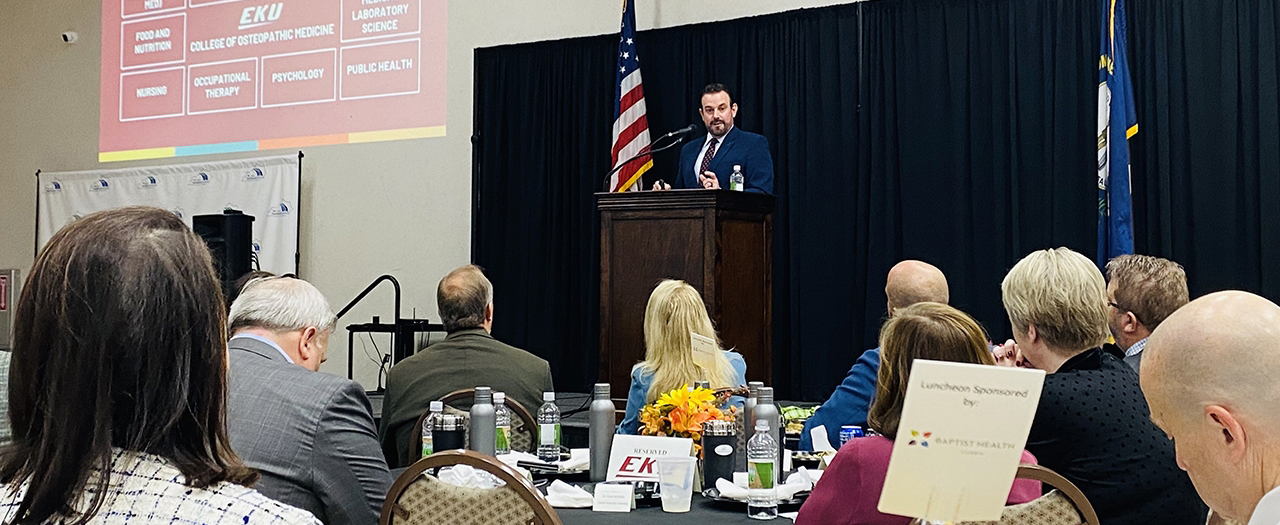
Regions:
[[598, 189, 774, 395]]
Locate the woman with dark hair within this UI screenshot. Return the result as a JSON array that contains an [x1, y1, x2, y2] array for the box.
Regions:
[[796, 302, 1041, 525], [0, 207, 318, 524]]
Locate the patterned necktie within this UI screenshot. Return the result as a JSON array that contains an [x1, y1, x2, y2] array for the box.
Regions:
[[699, 138, 719, 177]]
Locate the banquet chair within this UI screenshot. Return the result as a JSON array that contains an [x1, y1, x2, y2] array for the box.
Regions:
[[408, 388, 539, 462], [910, 464, 1100, 525], [379, 450, 562, 525]]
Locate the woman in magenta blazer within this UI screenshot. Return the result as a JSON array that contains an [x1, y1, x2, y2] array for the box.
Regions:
[[796, 302, 1042, 525]]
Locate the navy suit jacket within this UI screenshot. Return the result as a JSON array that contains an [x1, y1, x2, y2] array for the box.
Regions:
[[677, 126, 774, 194], [799, 347, 881, 450]]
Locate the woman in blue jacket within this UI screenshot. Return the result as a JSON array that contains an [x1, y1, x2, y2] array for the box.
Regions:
[[617, 279, 747, 434]]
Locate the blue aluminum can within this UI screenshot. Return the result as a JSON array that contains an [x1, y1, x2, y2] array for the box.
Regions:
[[839, 425, 865, 446]]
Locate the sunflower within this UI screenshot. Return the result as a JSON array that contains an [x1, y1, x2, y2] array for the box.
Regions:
[[656, 385, 717, 410]]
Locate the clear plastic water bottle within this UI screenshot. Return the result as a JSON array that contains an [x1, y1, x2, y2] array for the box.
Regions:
[[730, 164, 745, 191], [421, 400, 443, 458], [747, 419, 778, 520], [537, 392, 561, 462], [494, 392, 511, 455]]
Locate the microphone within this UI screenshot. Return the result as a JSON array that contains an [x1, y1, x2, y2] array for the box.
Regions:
[[601, 124, 699, 191], [659, 124, 699, 139]]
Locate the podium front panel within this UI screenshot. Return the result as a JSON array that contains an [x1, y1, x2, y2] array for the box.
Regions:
[[598, 190, 773, 396]]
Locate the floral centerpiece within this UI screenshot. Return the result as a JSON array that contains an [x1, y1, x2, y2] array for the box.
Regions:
[[639, 385, 737, 455]]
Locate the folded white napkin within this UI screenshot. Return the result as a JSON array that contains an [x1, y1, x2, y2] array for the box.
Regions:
[[496, 451, 538, 469], [809, 426, 837, 452], [559, 449, 590, 471], [714, 476, 811, 501], [544, 480, 594, 508], [786, 467, 823, 487], [436, 464, 505, 489]]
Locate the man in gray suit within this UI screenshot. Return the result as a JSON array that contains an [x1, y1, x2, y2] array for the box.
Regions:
[[227, 277, 391, 525], [1104, 254, 1189, 373]]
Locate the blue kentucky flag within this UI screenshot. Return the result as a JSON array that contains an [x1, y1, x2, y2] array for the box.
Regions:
[[1097, 0, 1138, 266]]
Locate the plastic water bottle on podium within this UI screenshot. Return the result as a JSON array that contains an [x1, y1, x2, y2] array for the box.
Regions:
[[730, 164, 745, 191], [747, 419, 778, 520], [494, 392, 511, 455], [421, 401, 443, 458], [537, 392, 561, 462]]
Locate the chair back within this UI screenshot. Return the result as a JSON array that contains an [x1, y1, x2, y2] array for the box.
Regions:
[[409, 388, 538, 462], [380, 449, 561, 525], [910, 464, 1100, 525]]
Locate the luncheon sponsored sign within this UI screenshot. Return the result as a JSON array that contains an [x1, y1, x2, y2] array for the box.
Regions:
[[101, 0, 446, 162], [878, 360, 1046, 522]]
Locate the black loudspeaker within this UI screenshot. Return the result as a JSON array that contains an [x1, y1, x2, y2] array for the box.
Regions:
[[193, 209, 255, 300]]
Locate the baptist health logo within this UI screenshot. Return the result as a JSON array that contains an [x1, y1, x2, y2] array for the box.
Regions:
[[138, 176, 158, 188], [269, 200, 292, 216], [43, 181, 62, 193], [907, 430, 932, 448], [190, 172, 211, 185], [88, 178, 111, 192], [243, 167, 265, 181]]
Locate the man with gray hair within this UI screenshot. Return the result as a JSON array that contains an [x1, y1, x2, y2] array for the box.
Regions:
[[227, 277, 391, 525], [379, 265, 554, 468]]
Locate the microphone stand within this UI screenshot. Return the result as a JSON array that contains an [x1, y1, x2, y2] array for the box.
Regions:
[[602, 130, 693, 191]]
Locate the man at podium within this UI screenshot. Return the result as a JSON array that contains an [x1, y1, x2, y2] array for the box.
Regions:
[[653, 83, 775, 194]]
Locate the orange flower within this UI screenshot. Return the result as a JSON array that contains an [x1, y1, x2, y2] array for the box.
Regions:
[[668, 406, 691, 433], [641, 386, 739, 438]]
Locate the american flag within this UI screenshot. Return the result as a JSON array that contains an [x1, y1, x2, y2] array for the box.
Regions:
[[608, 0, 652, 192]]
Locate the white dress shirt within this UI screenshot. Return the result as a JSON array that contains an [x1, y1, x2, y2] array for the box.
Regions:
[[692, 126, 734, 180], [231, 333, 294, 363], [1249, 485, 1280, 525]]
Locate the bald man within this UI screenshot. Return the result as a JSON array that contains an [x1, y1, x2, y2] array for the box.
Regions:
[[799, 260, 948, 450], [1144, 291, 1280, 525]]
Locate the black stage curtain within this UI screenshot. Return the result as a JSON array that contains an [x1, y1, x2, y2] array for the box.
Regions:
[[472, 36, 617, 395], [1126, 0, 1280, 298], [473, 0, 1274, 400], [806, 0, 1097, 400]]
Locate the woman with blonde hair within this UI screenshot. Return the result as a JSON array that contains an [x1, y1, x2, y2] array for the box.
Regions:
[[617, 279, 747, 434], [796, 302, 1040, 525]]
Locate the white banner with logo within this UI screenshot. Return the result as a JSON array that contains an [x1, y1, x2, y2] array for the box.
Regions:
[[37, 154, 300, 274]]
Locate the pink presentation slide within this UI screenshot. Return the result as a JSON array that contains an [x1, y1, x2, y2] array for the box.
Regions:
[[101, 0, 446, 161]]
